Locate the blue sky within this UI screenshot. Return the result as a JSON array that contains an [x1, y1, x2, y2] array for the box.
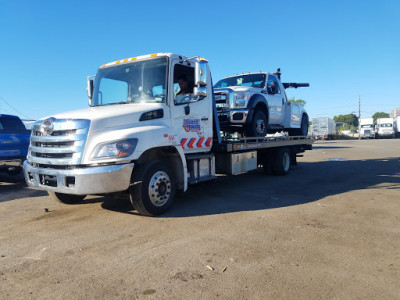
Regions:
[[0, 0, 399, 121]]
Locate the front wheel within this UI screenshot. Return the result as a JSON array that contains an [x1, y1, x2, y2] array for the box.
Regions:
[[48, 191, 86, 204], [129, 160, 176, 216], [244, 109, 268, 137]]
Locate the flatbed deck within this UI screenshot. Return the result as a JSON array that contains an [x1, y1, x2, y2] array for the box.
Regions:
[[212, 136, 315, 153]]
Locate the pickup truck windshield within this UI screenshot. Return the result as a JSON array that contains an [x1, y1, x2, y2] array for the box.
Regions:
[[214, 74, 266, 89], [92, 57, 167, 106]]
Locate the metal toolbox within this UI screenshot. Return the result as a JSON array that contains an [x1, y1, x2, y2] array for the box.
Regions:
[[216, 151, 257, 175]]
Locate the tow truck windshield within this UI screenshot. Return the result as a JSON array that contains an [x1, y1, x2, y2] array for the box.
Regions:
[[214, 74, 266, 88], [92, 57, 167, 106]]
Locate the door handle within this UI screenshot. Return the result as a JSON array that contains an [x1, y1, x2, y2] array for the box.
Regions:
[[201, 117, 208, 121], [282, 98, 285, 105]]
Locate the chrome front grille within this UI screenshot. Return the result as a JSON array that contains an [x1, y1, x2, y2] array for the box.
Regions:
[[214, 91, 231, 113], [28, 119, 90, 166]]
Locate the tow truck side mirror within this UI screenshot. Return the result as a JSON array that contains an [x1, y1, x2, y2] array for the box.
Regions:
[[194, 60, 208, 99], [87, 76, 95, 106]]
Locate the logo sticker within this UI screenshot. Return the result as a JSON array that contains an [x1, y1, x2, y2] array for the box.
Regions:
[[183, 118, 201, 132]]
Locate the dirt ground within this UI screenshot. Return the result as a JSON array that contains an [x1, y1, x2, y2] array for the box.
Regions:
[[1, 139, 399, 299]]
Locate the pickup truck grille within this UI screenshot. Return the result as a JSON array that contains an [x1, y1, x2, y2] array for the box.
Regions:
[[28, 119, 90, 166], [214, 91, 230, 112]]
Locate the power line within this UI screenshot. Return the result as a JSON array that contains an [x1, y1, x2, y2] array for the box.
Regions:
[[0, 95, 34, 120]]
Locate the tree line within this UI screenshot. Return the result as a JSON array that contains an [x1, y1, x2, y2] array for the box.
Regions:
[[287, 98, 390, 128], [333, 112, 390, 127]]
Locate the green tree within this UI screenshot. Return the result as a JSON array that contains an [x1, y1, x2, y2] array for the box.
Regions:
[[333, 113, 358, 127], [372, 112, 390, 123], [288, 97, 306, 107]]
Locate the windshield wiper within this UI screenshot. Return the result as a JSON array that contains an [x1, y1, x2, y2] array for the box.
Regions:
[[103, 101, 128, 106]]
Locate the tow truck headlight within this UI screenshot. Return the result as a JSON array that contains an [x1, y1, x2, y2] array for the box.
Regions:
[[92, 138, 138, 159], [233, 92, 251, 108]]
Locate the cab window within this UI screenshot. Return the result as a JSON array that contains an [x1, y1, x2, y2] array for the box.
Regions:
[[267, 75, 281, 95], [173, 64, 196, 105]]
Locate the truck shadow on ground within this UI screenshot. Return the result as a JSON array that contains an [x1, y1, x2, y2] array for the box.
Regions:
[[0, 173, 47, 203], [102, 157, 400, 217], [311, 146, 353, 150]]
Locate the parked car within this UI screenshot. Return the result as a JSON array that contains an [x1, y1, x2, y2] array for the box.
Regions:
[[0, 114, 30, 176]]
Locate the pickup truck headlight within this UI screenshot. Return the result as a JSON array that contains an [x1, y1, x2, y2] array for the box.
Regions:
[[92, 138, 138, 159], [233, 92, 251, 108]]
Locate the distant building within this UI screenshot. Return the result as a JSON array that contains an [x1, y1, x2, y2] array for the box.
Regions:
[[390, 108, 400, 118]]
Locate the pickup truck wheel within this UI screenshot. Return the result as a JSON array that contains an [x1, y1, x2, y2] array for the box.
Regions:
[[48, 191, 86, 204], [245, 110, 268, 137], [129, 160, 176, 217], [272, 147, 291, 176], [298, 115, 309, 136]]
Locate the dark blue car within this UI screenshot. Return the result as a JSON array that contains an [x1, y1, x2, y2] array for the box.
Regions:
[[0, 114, 31, 176]]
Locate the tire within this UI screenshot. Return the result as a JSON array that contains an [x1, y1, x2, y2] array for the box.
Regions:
[[129, 160, 176, 216], [6, 166, 23, 176], [48, 191, 86, 204], [244, 109, 268, 137], [296, 114, 309, 136], [272, 147, 291, 176]]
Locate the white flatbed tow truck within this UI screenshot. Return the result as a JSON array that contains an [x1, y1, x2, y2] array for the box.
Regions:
[[23, 53, 314, 216]]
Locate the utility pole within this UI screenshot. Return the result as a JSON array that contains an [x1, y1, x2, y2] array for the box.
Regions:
[[358, 95, 361, 140]]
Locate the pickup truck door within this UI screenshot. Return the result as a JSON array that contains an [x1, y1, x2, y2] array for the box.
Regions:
[[266, 75, 285, 125], [169, 60, 213, 154]]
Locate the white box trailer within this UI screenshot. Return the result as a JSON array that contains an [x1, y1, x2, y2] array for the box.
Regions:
[[311, 117, 336, 140]]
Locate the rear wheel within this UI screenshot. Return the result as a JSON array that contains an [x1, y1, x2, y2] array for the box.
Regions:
[[272, 147, 291, 176], [48, 191, 86, 204], [245, 109, 268, 137], [290, 114, 308, 136], [129, 160, 176, 216], [298, 114, 309, 136]]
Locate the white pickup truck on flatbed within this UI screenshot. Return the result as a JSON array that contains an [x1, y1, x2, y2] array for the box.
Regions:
[[214, 70, 309, 137], [23, 53, 313, 216]]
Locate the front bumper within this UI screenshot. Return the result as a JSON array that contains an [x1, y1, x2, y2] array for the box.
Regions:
[[0, 158, 23, 168], [23, 160, 134, 195], [378, 131, 395, 137], [218, 109, 252, 126]]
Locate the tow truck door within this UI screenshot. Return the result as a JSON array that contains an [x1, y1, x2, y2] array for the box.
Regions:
[[169, 60, 213, 154], [267, 75, 285, 125]]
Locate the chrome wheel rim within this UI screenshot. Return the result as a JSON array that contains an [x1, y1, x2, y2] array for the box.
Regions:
[[148, 171, 171, 207], [256, 118, 266, 136]]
